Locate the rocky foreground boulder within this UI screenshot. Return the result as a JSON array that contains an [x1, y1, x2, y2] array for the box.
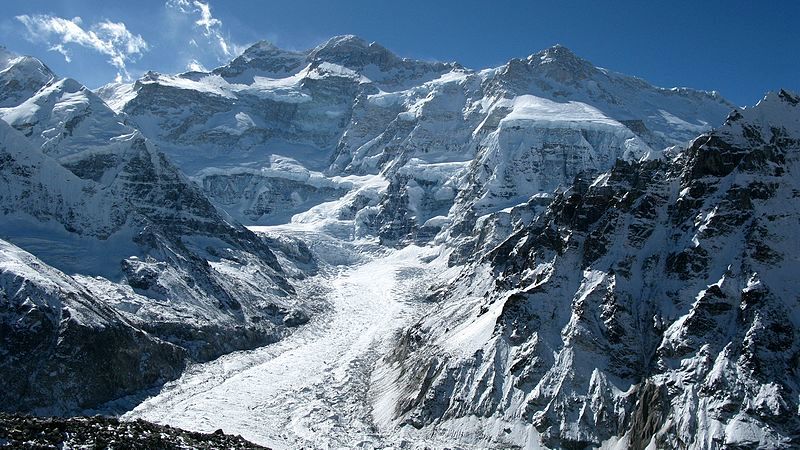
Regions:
[[0, 414, 268, 449]]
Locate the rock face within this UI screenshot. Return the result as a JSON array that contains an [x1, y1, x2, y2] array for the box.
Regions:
[[377, 90, 800, 449], [0, 49, 302, 413], [197, 163, 352, 224], [98, 37, 734, 247]]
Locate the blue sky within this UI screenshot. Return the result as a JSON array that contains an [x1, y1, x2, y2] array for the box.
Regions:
[[1, 0, 797, 106]]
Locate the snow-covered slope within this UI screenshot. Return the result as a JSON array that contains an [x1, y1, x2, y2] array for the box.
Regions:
[[378, 90, 800, 449], [0, 53, 305, 413], [97, 38, 735, 243]]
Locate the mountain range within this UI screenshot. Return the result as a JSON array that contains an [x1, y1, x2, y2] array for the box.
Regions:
[[1, 36, 797, 449]]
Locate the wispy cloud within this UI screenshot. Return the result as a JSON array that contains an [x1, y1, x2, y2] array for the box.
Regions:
[[166, 0, 241, 65], [193, 1, 222, 35], [15, 14, 147, 82]]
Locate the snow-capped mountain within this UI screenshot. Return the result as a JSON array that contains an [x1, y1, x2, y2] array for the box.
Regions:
[[0, 46, 55, 108], [377, 90, 800, 449], [0, 50, 305, 413], [97, 37, 734, 247], [5, 34, 798, 450]]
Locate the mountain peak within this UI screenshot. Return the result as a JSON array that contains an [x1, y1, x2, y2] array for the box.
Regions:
[[495, 45, 597, 88], [247, 40, 280, 51], [538, 44, 578, 59], [752, 88, 799, 113], [529, 44, 591, 68], [311, 35, 394, 61], [307, 34, 403, 73], [240, 39, 296, 58], [213, 40, 308, 81], [718, 88, 800, 142], [314, 35, 371, 52], [0, 52, 56, 108]]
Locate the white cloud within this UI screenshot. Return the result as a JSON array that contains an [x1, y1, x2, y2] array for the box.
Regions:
[[16, 14, 147, 81], [49, 44, 71, 62], [193, 1, 222, 36], [166, 0, 240, 62]]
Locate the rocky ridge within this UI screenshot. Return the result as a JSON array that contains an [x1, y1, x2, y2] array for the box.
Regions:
[[376, 90, 800, 449]]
